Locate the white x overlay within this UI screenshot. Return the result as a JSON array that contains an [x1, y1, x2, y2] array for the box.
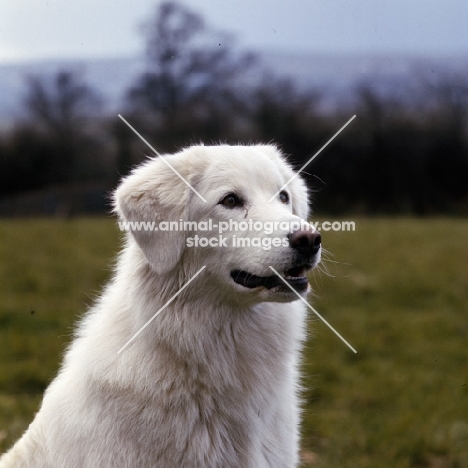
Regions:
[[117, 115, 357, 355]]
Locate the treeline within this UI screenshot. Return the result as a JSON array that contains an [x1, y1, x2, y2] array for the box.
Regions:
[[1, 1, 467, 215]]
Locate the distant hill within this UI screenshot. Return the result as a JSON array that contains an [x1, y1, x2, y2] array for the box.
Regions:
[[1, 51, 467, 126]]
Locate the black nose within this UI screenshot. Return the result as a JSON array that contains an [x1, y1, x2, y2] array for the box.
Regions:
[[288, 229, 321, 257]]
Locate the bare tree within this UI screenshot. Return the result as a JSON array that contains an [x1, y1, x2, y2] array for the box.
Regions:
[[128, 1, 256, 146], [24, 70, 101, 182], [26, 71, 98, 135]]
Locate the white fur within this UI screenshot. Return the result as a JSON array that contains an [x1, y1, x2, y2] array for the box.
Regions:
[[0, 144, 318, 468]]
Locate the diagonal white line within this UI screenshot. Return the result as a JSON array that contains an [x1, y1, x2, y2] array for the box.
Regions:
[[118, 114, 207, 203], [268, 266, 357, 353], [117, 266, 207, 355], [268, 115, 356, 202]]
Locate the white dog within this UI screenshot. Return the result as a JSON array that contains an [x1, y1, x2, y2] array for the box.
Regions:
[[0, 145, 321, 467]]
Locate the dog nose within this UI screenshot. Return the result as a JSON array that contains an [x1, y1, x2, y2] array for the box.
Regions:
[[288, 229, 321, 257]]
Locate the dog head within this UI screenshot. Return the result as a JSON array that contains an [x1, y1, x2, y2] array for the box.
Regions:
[[114, 144, 321, 303]]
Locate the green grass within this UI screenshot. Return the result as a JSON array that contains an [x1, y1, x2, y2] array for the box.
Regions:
[[0, 218, 119, 448], [0, 217, 467, 467]]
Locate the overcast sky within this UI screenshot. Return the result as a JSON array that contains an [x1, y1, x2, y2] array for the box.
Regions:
[[1, 0, 467, 63]]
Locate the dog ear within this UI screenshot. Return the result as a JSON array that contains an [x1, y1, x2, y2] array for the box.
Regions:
[[114, 154, 191, 274]]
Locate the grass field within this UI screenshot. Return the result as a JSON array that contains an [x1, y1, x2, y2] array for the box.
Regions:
[[0, 217, 467, 467]]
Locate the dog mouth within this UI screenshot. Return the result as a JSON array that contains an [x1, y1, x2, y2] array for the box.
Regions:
[[230, 265, 311, 293]]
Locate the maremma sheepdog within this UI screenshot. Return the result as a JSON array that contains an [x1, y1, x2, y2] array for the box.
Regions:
[[0, 145, 321, 467]]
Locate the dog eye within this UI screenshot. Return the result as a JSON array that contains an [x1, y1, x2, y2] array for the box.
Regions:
[[279, 191, 290, 204], [219, 193, 243, 208]]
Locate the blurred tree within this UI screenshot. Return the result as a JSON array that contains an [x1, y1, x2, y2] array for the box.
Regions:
[[24, 70, 102, 182], [26, 71, 98, 134], [354, 84, 399, 212], [251, 75, 323, 153], [127, 1, 256, 150], [1, 127, 61, 195], [424, 73, 468, 211]]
